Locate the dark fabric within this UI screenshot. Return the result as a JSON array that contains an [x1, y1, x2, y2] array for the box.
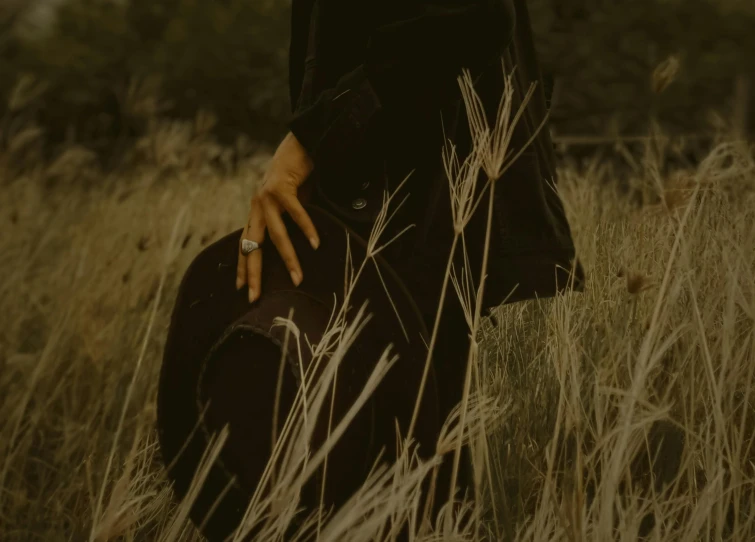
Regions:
[[287, 0, 587, 526], [288, 0, 516, 171], [445, 0, 586, 309], [157, 207, 441, 542], [288, 0, 583, 312]]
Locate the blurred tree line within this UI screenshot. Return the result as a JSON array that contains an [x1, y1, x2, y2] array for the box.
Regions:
[[1, 0, 291, 165], [0, 0, 752, 166], [528, 0, 755, 140]]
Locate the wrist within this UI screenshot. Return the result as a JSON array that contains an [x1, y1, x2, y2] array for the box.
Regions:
[[288, 132, 314, 172]]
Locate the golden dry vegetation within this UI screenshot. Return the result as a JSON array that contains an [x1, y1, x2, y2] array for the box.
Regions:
[[1, 71, 755, 541]]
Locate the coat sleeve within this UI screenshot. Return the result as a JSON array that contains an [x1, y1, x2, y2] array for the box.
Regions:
[[288, 0, 516, 170]]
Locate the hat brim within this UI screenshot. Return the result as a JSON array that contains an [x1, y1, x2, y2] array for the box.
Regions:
[[157, 204, 439, 540]]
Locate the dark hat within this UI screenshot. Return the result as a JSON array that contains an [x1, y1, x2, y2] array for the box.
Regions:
[[156, 204, 439, 541]]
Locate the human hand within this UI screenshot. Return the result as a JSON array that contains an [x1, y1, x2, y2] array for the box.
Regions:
[[236, 132, 320, 303]]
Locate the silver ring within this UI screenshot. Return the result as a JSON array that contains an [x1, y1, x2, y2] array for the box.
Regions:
[[241, 239, 261, 256]]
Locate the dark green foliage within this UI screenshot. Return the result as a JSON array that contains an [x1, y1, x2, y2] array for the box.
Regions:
[[150, 0, 290, 141], [18, 0, 142, 154], [0, 0, 752, 165], [528, 0, 755, 136], [0, 4, 25, 105], [1, 0, 291, 162]]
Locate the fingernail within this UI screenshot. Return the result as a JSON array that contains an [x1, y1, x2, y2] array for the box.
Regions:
[[290, 270, 302, 286], [248, 288, 256, 303], [310, 237, 320, 250], [236, 277, 244, 290]]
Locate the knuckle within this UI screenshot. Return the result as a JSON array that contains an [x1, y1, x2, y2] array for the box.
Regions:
[[266, 226, 280, 242], [261, 192, 277, 206], [274, 181, 291, 197], [257, 183, 272, 197], [290, 200, 304, 215], [269, 222, 287, 241]]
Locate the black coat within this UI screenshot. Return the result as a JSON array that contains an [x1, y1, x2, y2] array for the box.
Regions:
[[287, 0, 584, 319], [285, 0, 586, 519]]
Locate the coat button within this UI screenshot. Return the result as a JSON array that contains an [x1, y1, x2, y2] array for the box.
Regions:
[[361, 181, 370, 190], [352, 198, 367, 210]]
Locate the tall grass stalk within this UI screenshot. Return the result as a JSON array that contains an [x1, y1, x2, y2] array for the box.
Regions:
[[1, 61, 754, 540]]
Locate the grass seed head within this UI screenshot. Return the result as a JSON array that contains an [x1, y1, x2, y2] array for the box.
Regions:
[[652, 54, 681, 94]]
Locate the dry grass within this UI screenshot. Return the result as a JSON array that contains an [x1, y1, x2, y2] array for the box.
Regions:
[[1, 69, 755, 540]]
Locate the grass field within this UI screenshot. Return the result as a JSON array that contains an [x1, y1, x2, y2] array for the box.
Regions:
[[1, 86, 755, 540]]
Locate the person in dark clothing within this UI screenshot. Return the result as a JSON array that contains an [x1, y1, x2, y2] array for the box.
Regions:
[[235, 0, 584, 530]]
